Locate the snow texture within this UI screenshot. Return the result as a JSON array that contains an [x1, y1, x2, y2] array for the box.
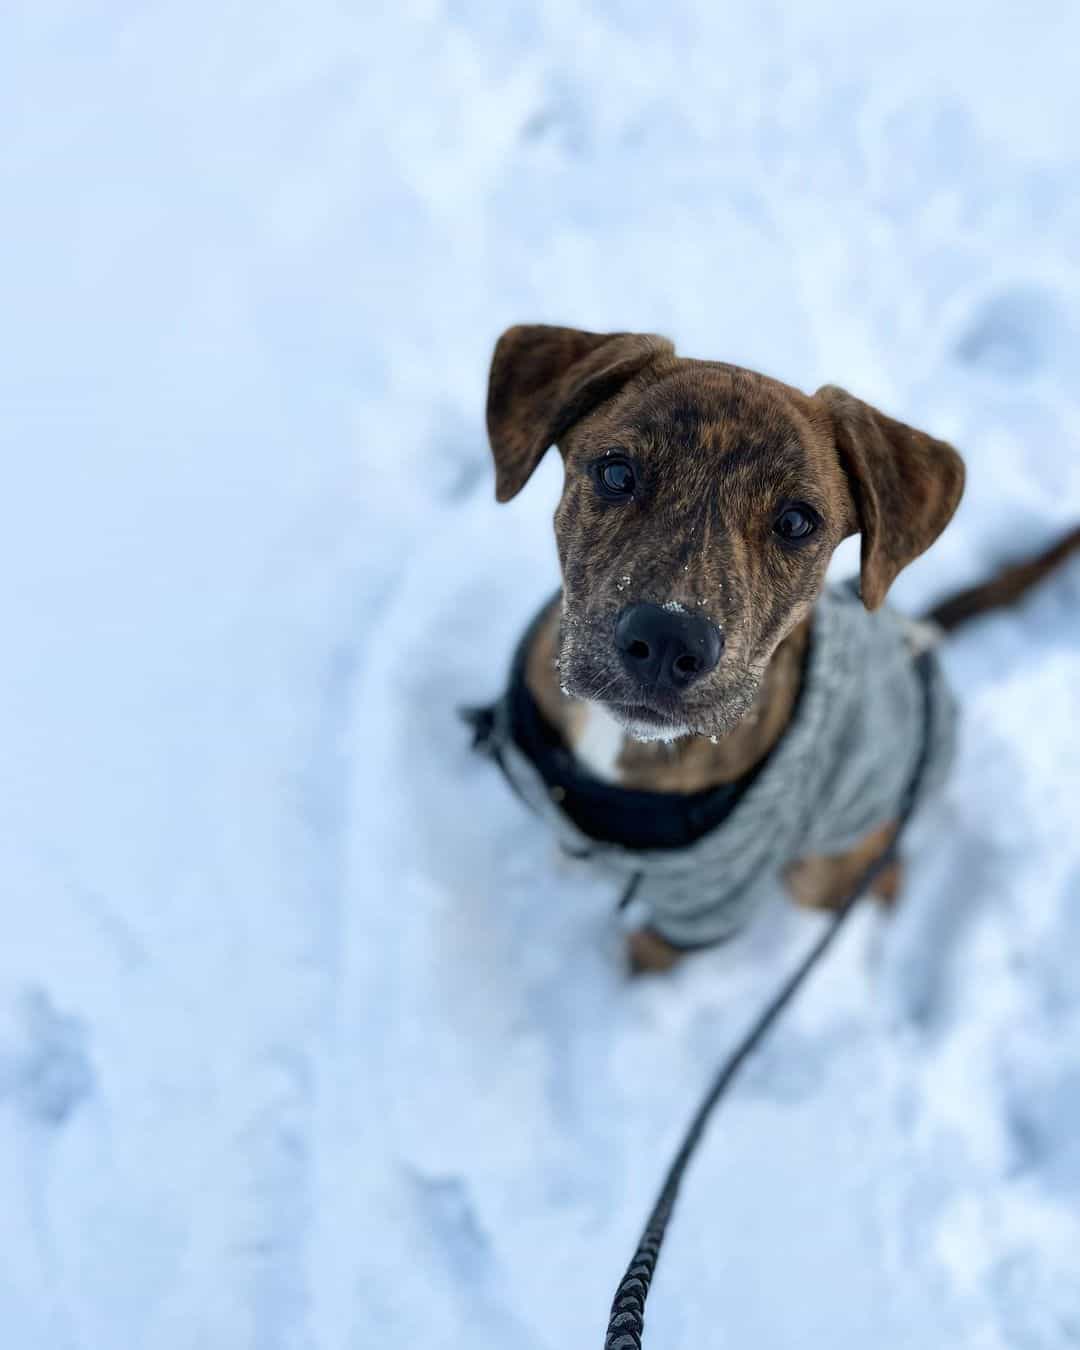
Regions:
[[2, 3, 1080, 1347]]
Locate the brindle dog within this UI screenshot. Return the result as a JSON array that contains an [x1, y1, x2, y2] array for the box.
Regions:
[[486, 324, 966, 970]]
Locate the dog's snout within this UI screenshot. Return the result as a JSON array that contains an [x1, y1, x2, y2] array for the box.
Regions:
[[614, 603, 724, 693]]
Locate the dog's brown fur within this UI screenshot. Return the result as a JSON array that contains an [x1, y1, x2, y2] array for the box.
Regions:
[[927, 523, 1080, 631], [486, 324, 1075, 970]]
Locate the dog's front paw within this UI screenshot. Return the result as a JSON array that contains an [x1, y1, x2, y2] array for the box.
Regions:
[[626, 928, 683, 974], [870, 856, 904, 906]]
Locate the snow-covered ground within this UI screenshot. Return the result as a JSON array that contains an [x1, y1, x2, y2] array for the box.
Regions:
[[3, 2, 1080, 1346]]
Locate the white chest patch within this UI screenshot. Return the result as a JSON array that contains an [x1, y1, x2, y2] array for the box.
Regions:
[[573, 702, 627, 783]]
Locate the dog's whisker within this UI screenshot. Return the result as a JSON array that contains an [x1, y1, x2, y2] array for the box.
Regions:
[[587, 673, 622, 702]]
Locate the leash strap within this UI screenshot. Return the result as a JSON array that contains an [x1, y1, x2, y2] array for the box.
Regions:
[[603, 650, 938, 1349]]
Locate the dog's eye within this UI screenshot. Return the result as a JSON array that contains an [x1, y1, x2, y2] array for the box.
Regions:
[[594, 456, 636, 499], [773, 505, 818, 542]]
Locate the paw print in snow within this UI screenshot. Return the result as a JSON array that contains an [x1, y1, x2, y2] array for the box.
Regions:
[[8, 989, 95, 1127], [953, 284, 1065, 379]]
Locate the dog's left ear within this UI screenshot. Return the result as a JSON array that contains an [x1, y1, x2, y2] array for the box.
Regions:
[[486, 324, 674, 501], [816, 385, 965, 610]]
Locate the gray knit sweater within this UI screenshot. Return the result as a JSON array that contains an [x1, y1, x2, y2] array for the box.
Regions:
[[479, 584, 956, 948]]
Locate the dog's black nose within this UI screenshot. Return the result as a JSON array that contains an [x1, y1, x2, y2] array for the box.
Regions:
[[614, 603, 723, 693]]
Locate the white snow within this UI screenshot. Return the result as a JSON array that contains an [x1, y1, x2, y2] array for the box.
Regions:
[[3, 3, 1080, 1347]]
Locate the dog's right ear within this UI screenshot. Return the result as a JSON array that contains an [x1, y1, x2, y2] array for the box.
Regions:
[[816, 384, 965, 610], [486, 324, 674, 501]]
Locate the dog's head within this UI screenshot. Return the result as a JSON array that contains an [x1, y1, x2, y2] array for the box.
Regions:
[[487, 324, 964, 741]]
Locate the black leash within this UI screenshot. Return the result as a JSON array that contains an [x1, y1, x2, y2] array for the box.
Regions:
[[604, 856, 878, 1348], [603, 649, 938, 1349]]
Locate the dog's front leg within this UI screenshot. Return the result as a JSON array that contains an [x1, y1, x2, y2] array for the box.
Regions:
[[784, 820, 902, 911], [626, 927, 684, 974]]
